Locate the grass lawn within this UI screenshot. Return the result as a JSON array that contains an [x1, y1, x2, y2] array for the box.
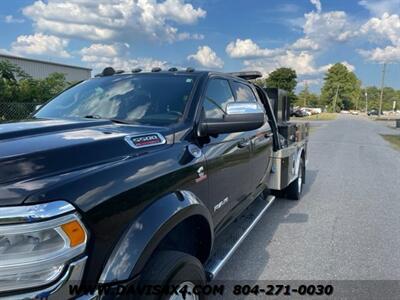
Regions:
[[381, 134, 400, 151], [293, 113, 337, 121]]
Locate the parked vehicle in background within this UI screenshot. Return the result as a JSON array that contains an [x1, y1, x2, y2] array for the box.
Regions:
[[309, 108, 322, 115], [368, 109, 381, 116], [291, 108, 309, 117]]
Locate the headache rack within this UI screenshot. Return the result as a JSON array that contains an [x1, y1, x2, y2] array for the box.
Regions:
[[228, 71, 263, 81]]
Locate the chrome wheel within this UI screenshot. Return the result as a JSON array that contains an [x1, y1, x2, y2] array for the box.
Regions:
[[169, 282, 198, 300], [298, 171, 302, 193], [297, 162, 303, 194]]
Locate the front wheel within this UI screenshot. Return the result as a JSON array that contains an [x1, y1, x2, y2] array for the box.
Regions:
[[138, 250, 206, 300], [286, 158, 305, 200]]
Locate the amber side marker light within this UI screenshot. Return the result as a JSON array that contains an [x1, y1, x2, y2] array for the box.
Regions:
[[62, 220, 86, 247]]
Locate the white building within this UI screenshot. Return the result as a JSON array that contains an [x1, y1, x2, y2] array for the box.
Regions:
[[0, 54, 91, 82]]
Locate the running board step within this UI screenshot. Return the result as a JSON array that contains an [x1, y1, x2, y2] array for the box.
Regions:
[[204, 194, 276, 280]]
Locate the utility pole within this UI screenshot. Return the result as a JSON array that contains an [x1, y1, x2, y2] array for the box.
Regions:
[[379, 63, 387, 116], [365, 91, 368, 113], [356, 95, 359, 111], [333, 84, 340, 112]]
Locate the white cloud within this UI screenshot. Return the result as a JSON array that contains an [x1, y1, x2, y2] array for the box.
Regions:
[[291, 37, 320, 50], [22, 0, 206, 43], [157, 0, 206, 24], [360, 13, 400, 46], [187, 46, 223, 68], [310, 0, 322, 13], [80, 43, 120, 62], [243, 48, 356, 80], [358, 46, 400, 62], [319, 61, 356, 73], [227, 3, 359, 88], [243, 51, 319, 76], [226, 38, 283, 59], [299, 78, 322, 87], [359, 0, 400, 16], [4, 15, 25, 24], [303, 11, 354, 43], [358, 12, 400, 62], [79, 43, 168, 72], [11, 33, 70, 58]]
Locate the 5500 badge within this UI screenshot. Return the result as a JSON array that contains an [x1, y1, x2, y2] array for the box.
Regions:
[[125, 133, 166, 149]]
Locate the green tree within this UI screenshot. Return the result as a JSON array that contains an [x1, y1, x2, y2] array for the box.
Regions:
[[253, 78, 266, 88], [362, 86, 399, 112], [0, 60, 29, 82], [321, 63, 361, 111], [0, 61, 30, 102], [0, 60, 69, 103], [382, 87, 398, 111], [38, 73, 69, 102], [296, 84, 320, 107], [264, 68, 298, 104]]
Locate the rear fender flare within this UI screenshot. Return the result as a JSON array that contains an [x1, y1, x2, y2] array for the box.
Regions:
[[98, 191, 213, 284]]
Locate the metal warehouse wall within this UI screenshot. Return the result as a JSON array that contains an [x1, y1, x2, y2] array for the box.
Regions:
[[0, 54, 91, 82]]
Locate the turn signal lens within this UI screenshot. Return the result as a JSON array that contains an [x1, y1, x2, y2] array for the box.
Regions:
[[62, 220, 86, 247]]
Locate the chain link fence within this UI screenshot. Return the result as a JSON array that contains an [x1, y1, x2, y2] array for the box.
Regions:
[[0, 102, 38, 122]]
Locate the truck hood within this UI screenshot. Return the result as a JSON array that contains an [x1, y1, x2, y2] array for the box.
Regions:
[[0, 118, 173, 205]]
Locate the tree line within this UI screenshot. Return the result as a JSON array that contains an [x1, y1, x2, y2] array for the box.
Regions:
[[255, 63, 400, 112]]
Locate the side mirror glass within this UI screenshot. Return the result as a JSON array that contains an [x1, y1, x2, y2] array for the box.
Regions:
[[199, 102, 265, 136]]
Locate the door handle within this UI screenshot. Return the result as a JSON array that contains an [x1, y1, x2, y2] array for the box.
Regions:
[[238, 139, 251, 148]]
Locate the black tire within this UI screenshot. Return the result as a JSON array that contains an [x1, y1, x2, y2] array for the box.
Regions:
[[286, 158, 305, 200], [137, 250, 206, 300]]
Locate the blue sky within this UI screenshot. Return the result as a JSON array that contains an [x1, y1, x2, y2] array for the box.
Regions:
[[1, 0, 400, 92]]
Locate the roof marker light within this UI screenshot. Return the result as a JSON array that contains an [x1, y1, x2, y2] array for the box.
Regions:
[[99, 67, 115, 76]]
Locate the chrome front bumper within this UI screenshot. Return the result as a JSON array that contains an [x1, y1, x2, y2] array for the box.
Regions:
[[3, 257, 90, 300]]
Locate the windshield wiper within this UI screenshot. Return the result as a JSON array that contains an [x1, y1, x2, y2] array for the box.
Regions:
[[83, 115, 131, 125], [84, 114, 102, 119]]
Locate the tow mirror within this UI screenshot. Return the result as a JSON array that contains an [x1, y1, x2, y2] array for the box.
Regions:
[[199, 102, 265, 136]]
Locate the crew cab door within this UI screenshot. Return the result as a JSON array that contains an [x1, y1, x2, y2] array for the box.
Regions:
[[230, 81, 273, 204], [199, 78, 254, 232]]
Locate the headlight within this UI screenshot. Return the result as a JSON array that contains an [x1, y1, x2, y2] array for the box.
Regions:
[[0, 201, 87, 292]]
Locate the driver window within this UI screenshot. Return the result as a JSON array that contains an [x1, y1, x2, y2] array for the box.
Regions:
[[203, 79, 234, 119]]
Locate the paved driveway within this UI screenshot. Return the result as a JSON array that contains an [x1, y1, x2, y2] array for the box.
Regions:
[[217, 115, 400, 281]]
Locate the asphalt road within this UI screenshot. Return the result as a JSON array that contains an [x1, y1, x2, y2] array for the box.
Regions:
[[216, 114, 400, 281]]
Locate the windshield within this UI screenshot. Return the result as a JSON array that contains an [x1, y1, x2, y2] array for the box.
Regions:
[[35, 74, 197, 126]]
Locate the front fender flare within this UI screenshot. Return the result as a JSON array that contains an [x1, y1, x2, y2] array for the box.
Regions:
[[98, 191, 213, 284]]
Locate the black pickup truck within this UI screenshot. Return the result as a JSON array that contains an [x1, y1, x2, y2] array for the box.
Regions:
[[0, 68, 308, 299]]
